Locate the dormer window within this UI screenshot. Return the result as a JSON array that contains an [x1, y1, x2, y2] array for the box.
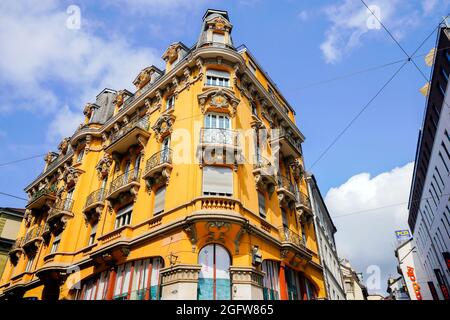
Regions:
[[166, 95, 175, 110], [212, 32, 225, 44], [77, 147, 85, 163], [206, 70, 230, 87], [249, 61, 257, 75]]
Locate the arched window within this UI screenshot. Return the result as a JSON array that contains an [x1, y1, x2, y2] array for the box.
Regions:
[[198, 244, 231, 300]]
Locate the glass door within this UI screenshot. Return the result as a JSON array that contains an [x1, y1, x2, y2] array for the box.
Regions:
[[161, 136, 170, 163], [198, 244, 231, 300]]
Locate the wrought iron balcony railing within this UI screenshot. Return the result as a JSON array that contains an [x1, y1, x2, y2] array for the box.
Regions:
[[277, 175, 296, 195], [29, 185, 57, 203], [47, 198, 74, 222], [296, 191, 312, 211], [144, 149, 173, 176], [23, 225, 44, 245], [278, 226, 306, 249], [200, 128, 239, 147], [109, 116, 149, 145], [84, 188, 107, 211], [108, 170, 141, 197]]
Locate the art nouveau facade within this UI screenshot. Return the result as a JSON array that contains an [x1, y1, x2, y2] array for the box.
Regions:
[[0, 9, 325, 300]]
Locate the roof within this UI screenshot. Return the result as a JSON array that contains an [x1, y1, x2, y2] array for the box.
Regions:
[[308, 174, 337, 233], [0, 207, 25, 217]]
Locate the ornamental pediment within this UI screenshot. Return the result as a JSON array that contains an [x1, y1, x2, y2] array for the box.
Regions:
[[197, 87, 240, 116], [206, 16, 232, 31], [133, 66, 163, 89], [114, 89, 133, 108], [152, 109, 176, 141], [162, 42, 188, 63]]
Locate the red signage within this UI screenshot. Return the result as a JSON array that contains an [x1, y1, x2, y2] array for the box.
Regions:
[[406, 266, 423, 300]]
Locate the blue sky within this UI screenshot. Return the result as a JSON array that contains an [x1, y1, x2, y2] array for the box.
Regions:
[[1, 0, 449, 294]]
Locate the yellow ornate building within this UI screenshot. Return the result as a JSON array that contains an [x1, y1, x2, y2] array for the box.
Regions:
[[0, 9, 325, 300]]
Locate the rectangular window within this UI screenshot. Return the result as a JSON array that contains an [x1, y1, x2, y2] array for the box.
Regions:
[[202, 166, 233, 196], [206, 69, 230, 87], [258, 191, 266, 218], [88, 221, 98, 246], [153, 186, 166, 215], [166, 95, 175, 110], [51, 233, 61, 253], [25, 255, 35, 272], [77, 148, 85, 163], [212, 32, 225, 44], [113, 262, 133, 300], [249, 61, 257, 75], [115, 204, 133, 229]]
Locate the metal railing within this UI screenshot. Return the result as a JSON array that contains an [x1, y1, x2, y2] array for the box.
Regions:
[[273, 127, 302, 154], [23, 226, 44, 244], [10, 237, 24, 251], [296, 191, 311, 209], [109, 115, 149, 145], [277, 175, 296, 195], [108, 170, 141, 196], [48, 198, 74, 221], [200, 128, 238, 146], [278, 227, 306, 249], [254, 155, 273, 170], [84, 188, 107, 210], [144, 149, 173, 176], [29, 185, 57, 202]]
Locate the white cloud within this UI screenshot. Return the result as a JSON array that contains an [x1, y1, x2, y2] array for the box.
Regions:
[[46, 105, 84, 142], [0, 0, 160, 142], [298, 10, 310, 22], [319, 0, 423, 64], [325, 162, 414, 293], [422, 0, 438, 15], [107, 0, 212, 15]]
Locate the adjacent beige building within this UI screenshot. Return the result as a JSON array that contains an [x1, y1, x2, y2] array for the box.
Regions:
[[0, 208, 25, 277], [340, 259, 368, 300]]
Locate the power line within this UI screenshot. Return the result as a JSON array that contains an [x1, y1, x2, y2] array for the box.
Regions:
[[0, 192, 27, 202], [332, 192, 450, 219], [308, 60, 408, 170], [0, 153, 46, 168]]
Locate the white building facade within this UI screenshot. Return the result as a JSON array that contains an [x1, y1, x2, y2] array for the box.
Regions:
[[408, 26, 450, 300], [307, 175, 346, 300]]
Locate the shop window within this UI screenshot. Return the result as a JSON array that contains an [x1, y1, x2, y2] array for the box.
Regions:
[[198, 244, 231, 300]]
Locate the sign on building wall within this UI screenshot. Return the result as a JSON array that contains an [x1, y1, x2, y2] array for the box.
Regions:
[[395, 230, 412, 242]]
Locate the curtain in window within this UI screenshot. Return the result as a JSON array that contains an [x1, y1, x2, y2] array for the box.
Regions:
[[202, 166, 233, 196], [153, 187, 166, 215], [262, 260, 280, 300], [198, 244, 231, 300], [258, 191, 266, 217]]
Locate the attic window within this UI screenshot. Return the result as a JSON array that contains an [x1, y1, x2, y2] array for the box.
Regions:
[[206, 69, 230, 87], [212, 32, 225, 44], [249, 61, 257, 75]]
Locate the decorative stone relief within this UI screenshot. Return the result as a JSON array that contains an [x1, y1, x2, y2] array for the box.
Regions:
[[197, 88, 240, 117], [205, 221, 231, 243], [96, 153, 112, 179], [290, 159, 304, 182], [152, 110, 176, 141], [58, 138, 70, 155]]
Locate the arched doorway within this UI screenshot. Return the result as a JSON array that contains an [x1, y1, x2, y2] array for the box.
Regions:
[[197, 243, 231, 300]]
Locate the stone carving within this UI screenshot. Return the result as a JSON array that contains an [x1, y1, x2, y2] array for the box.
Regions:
[[197, 88, 240, 116], [58, 138, 70, 155], [62, 166, 83, 189], [96, 153, 112, 179], [290, 159, 304, 182], [152, 110, 176, 141], [206, 221, 231, 243]]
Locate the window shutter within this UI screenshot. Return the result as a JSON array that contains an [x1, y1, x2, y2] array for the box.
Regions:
[[117, 204, 133, 216], [258, 192, 266, 217], [206, 69, 229, 78], [154, 187, 166, 215], [203, 166, 233, 195], [212, 32, 225, 44]]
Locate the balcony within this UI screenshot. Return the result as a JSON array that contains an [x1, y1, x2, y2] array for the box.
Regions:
[[143, 149, 173, 191], [105, 116, 150, 154], [253, 155, 277, 196], [47, 198, 74, 227], [278, 227, 306, 250], [22, 226, 44, 251], [296, 191, 313, 222], [8, 237, 24, 263], [277, 175, 297, 209], [198, 128, 241, 166], [270, 127, 302, 159], [83, 188, 107, 222], [26, 185, 57, 210], [106, 170, 141, 201]]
